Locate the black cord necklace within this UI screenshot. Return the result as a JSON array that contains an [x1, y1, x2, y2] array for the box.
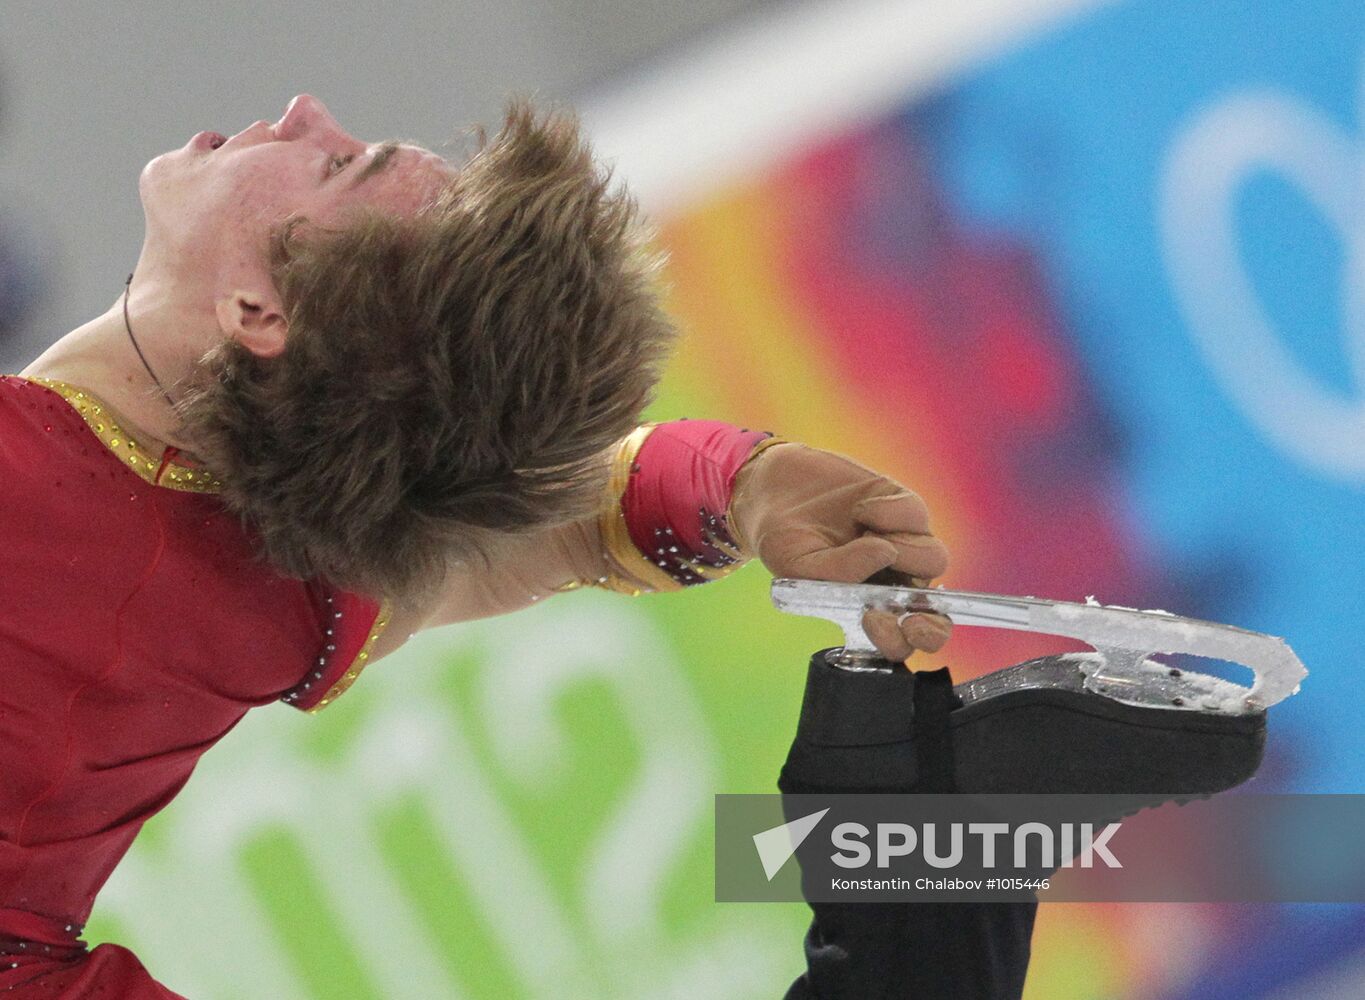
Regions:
[[122, 272, 177, 410]]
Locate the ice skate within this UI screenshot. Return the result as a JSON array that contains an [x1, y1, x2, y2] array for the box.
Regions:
[[773, 578, 1304, 798]]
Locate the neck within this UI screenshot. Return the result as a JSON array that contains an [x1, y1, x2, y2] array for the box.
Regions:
[[20, 278, 211, 459]]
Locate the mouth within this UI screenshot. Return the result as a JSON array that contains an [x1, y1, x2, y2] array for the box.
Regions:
[[203, 120, 275, 154]]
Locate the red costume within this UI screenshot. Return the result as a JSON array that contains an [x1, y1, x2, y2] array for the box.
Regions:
[[0, 376, 389, 996], [0, 375, 772, 996]]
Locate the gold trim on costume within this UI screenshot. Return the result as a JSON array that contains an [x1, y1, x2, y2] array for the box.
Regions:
[[588, 426, 789, 596], [595, 423, 683, 595], [307, 599, 394, 714], [16, 376, 222, 493]]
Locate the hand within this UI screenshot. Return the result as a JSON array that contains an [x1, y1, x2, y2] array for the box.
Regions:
[[729, 442, 953, 664]]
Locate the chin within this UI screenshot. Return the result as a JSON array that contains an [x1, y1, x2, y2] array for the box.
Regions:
[[138, 152, 170, 197], [138, 149, 194, 217]]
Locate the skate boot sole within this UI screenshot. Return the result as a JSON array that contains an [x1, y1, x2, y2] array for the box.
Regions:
[[950, 655, 1265, 796]]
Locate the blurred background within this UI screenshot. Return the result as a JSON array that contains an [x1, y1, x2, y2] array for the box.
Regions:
[[2, 0, 1362, 996]]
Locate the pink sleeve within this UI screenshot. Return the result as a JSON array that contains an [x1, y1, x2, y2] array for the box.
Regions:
[[600, 419, 783, 593]]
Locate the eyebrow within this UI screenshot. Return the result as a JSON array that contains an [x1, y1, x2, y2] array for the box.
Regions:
[[348, 141, 402, 188]]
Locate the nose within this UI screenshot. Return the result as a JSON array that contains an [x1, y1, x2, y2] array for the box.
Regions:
[[276, 94, 353, 144]]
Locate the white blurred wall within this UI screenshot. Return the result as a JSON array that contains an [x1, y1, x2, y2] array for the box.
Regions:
[[0, 0, 783, 368], [0, 0, 1098, 369]]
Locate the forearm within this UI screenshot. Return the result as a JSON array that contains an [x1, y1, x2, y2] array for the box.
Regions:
[[368, 511, 612, 663], [422, 419, 779, 627], [420, 512, 612, 628]]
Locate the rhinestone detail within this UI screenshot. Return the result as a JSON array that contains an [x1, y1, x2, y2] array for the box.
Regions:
[[16, 377, 222, 492], [279, 595, 393, 713]]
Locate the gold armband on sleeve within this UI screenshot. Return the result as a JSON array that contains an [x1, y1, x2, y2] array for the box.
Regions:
[[557, 425, 790, 597], [593, 423, 681, 595]]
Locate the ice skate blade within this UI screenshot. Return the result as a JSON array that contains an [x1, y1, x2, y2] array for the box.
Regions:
[[773, 579, 1307, 716]]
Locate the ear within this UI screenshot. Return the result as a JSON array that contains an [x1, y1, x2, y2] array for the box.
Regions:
[[215, 288, 289, 358]]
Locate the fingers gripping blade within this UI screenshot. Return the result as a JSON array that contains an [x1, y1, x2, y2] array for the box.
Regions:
[[769, 579, 1307, 716]]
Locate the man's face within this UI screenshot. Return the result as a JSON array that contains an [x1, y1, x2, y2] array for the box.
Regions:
[[139, 94, 454, 276]]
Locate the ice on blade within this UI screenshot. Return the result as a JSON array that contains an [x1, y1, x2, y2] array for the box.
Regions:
[[769, 579, 1307, 716]]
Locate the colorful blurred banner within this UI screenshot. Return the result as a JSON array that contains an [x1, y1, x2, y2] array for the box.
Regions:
[[657, 0, 1365, 994], [84, 0, 1363, 997]]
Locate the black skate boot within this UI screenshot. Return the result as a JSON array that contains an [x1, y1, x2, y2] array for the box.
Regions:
[[778, 652, 1267, 1000]]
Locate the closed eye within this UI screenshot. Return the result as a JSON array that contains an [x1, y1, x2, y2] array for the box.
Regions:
[[326, 152, 356, 177]]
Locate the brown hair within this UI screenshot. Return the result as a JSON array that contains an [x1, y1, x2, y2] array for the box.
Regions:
[[176, 98, 677, 599]]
